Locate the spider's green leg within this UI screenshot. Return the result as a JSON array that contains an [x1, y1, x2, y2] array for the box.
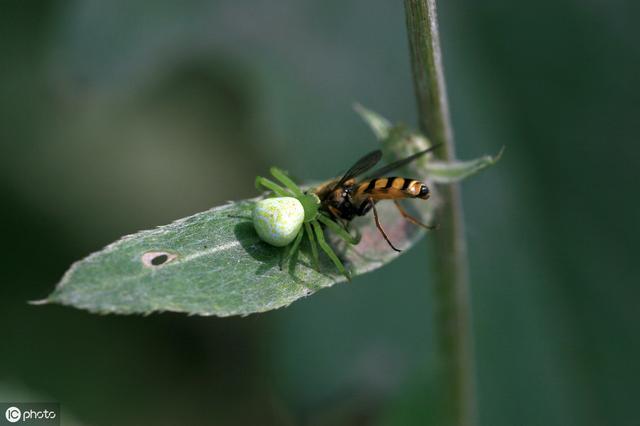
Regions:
[[270, 167, 321, 223], [311, 221, 351, 281], [318, 214, 360, 245], [280, 237, 292, 270], [289, 229, 304, 272], [304, 222, 320, 271], [255, 176, 291, 197], [337, 217, 362, 243], [283, 228, 304, 272], [270, 167, 304, 198]]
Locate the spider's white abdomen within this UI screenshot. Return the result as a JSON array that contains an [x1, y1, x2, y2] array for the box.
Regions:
[[252, 197, 304, 247]]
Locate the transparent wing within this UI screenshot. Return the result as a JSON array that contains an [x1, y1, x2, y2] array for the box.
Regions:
[[333, 150, 383, 189], [365, 145, 441, 179]]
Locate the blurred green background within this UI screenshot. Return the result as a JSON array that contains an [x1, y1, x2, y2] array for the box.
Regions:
[[1, 0, 638, 425]]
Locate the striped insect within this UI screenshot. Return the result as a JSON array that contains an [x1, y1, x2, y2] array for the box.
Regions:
[[314, 145, 439, 252]]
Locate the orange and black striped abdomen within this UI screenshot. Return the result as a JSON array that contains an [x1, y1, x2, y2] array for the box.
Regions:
[[354, 177, 430, 201]]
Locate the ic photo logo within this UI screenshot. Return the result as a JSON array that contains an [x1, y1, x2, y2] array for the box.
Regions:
[[5, 407, 21, 423], [2, 404, 58, 425]]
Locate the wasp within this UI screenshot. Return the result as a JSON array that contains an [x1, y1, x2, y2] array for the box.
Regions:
[[312, 145, 439, 252]]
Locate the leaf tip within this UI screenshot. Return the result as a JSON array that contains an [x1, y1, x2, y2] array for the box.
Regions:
[[492, 146, 506, 163], [27, 298, 50, 306], [352, 102, 391, 140]]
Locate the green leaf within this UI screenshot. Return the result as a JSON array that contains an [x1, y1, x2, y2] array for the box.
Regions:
[[424, 147, 504, 183], [355, 104, 503, 184], [41, 197, 434, 316], [353, 103, 392, 140], [40, 105, 499, 316]]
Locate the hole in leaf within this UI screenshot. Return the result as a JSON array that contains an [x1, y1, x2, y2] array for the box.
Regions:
[[151, 254, 168, 265], [141, 251, 177, 268]]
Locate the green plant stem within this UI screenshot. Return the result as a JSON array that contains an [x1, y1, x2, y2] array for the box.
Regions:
[[403, 1, 478, 425]]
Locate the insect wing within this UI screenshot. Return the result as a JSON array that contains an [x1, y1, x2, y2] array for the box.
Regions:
[[334, 150, 383, 189], [365, 144, 441, 179]]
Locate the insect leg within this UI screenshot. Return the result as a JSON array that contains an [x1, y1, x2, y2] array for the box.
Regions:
[[269, 167, 304, 197], [304, 222, 320, 271], [311, 221, 351, 281], [393, 200, 437, 230], [370, 198, 402, 252], [255, 176, 291, 197], [318, 214, 360, 244]]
